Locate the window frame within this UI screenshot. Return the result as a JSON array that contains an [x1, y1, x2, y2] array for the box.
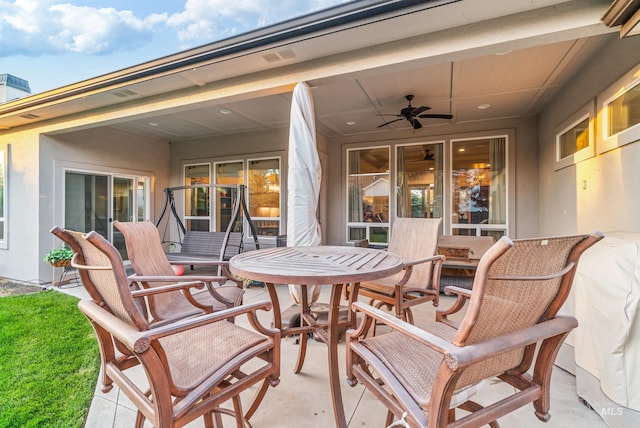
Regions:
[[183, 162, 212, 231], [0, 146, 8, 249], [395, 141, 445, 220], [345, 146, 391, 246], [247, 156, 282, 238], [449, 134, 509, 238], [598, 64, 640, 154], [554, 101, 595, 170]]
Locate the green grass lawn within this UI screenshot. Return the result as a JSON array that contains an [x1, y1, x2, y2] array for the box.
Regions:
[[0, 290, 99, 428]]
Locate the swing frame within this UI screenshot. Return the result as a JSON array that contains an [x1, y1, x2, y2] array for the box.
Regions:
[[155, 183, 260, 259]]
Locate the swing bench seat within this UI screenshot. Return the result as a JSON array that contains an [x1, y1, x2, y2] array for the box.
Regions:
[[167, 231, 244, 262]]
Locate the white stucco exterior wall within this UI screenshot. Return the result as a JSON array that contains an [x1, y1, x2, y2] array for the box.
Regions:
[[538, 34, 640, 236]]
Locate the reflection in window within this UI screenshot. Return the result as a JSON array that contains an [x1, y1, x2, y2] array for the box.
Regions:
[[184, 164, 210, 231], [248, 158, 280, 236], [451, 137, 506, 238], [215, 161, 243, 232], [607, 81, 640, 137], [137, 179, 146, 222], [558, 117, 590, 159], [347, 147, 390, 244], [397, 143, 443, 219]]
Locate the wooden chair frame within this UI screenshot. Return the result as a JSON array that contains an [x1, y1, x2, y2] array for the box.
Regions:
[[51, 226, 281, 427], [347, 231, 603, 428], [351, 217, 444, 323]]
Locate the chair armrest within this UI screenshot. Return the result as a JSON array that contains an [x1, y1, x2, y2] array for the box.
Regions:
[[396, 255, 445, 286], [444, 285, 472, 298], [350, 302, 454, 355], [129, 278, 206, 297], [436, 285, 472, 326], [451, 316, 578, 369], [404, 254, 445, 268], [350, 301, 578, 371], [79, 299, 276, 354]]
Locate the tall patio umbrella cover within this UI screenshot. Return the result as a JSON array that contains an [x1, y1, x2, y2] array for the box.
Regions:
[[287, 82, 322, 305]]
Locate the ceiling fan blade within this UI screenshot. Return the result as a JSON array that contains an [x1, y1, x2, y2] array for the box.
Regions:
[[377, 118, 404, 128], [418, 113, 453, 119], [376, 114, 403, 117], [409, 118, 422, 129], [411, 106, 431, 116]]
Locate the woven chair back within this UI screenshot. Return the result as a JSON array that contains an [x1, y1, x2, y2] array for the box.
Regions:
[[67, 229, 150, 330], [115, 221, 196, 320], [454, 234, 588, 387], [387, 217, 442, 290]]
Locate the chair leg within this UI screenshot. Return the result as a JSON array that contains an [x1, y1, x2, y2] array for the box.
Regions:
[[385, 410, 395, 426], [232, 395, 245, 427], [244, 379, 271, 420]]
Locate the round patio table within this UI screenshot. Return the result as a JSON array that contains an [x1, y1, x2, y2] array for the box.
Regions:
[[229, 245, 403, 428]]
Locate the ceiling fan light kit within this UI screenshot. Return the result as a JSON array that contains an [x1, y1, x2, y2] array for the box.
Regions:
[[377, 94, 453, 130]]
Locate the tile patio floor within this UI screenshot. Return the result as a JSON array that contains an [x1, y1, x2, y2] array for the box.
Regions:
[[58, 277, 607, 428]]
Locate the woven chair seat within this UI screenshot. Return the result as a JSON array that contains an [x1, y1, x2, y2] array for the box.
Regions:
[[361, 322, 457, 408], [160, 320, 268, 391]]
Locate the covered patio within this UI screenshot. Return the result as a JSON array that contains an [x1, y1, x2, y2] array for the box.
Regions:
[[59, 280, 606, 427]]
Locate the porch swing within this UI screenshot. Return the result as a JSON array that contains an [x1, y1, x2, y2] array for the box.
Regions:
[[154, 184, 260, 262]]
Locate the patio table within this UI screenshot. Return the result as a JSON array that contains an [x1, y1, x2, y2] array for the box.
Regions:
[[229, 245, 403, 428]]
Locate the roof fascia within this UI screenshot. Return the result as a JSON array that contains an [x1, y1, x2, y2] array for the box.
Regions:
[[0, 0, 458, 115]]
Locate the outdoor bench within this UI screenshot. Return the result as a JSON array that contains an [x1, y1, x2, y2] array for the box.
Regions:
[[166, 231, 243, 262]]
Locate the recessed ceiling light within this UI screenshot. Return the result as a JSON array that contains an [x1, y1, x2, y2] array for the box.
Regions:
[[496, 50, 511, 56], [148, 122, 159, 127], [458, 148, 466, 152], [219, 109, 232, 115], [346, 121, 356, 126], [477, 104, 491, 110]]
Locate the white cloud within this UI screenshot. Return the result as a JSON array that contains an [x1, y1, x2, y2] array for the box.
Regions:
[[0, 0, 163, 55], [0, 0, 349, 57], [166, 0, 350, 45]]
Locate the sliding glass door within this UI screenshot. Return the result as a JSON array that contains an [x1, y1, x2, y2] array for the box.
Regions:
[[64, 171, 149, 258]]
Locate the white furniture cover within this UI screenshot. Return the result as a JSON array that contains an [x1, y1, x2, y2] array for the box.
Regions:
[[559, 232, 640, 427]]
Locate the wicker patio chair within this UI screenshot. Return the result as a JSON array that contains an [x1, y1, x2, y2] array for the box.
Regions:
[[351, 217, 444, 324], [346, 231, 603, 427], [64, 228, 281, 427], [114, 220, 244, 323]]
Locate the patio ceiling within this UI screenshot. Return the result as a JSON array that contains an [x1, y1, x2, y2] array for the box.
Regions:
[[102, 35, 611, 141], [0, 0, 618, 142]]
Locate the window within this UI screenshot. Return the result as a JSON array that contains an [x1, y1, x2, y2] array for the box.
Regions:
[[451, 137, 507, 238], [555, 101, 595, 170], [184, 163, 211, 231], [248, 158, 281, 237], [0, 148, 6, 248], [599, 64, 640, 153], [396, 143, 444, 220], [347, 147, 390, 245]]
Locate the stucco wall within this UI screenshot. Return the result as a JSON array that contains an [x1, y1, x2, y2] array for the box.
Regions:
[[38, 127, 170, 283], [0, 129, 41, 284], [538, 35, 640, 236]]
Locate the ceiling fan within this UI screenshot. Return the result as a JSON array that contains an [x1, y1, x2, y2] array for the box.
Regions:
[[378, 94, 453, 130]]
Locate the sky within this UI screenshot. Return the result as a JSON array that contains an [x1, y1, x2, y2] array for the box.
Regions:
[[1, 0, 350, 95]]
